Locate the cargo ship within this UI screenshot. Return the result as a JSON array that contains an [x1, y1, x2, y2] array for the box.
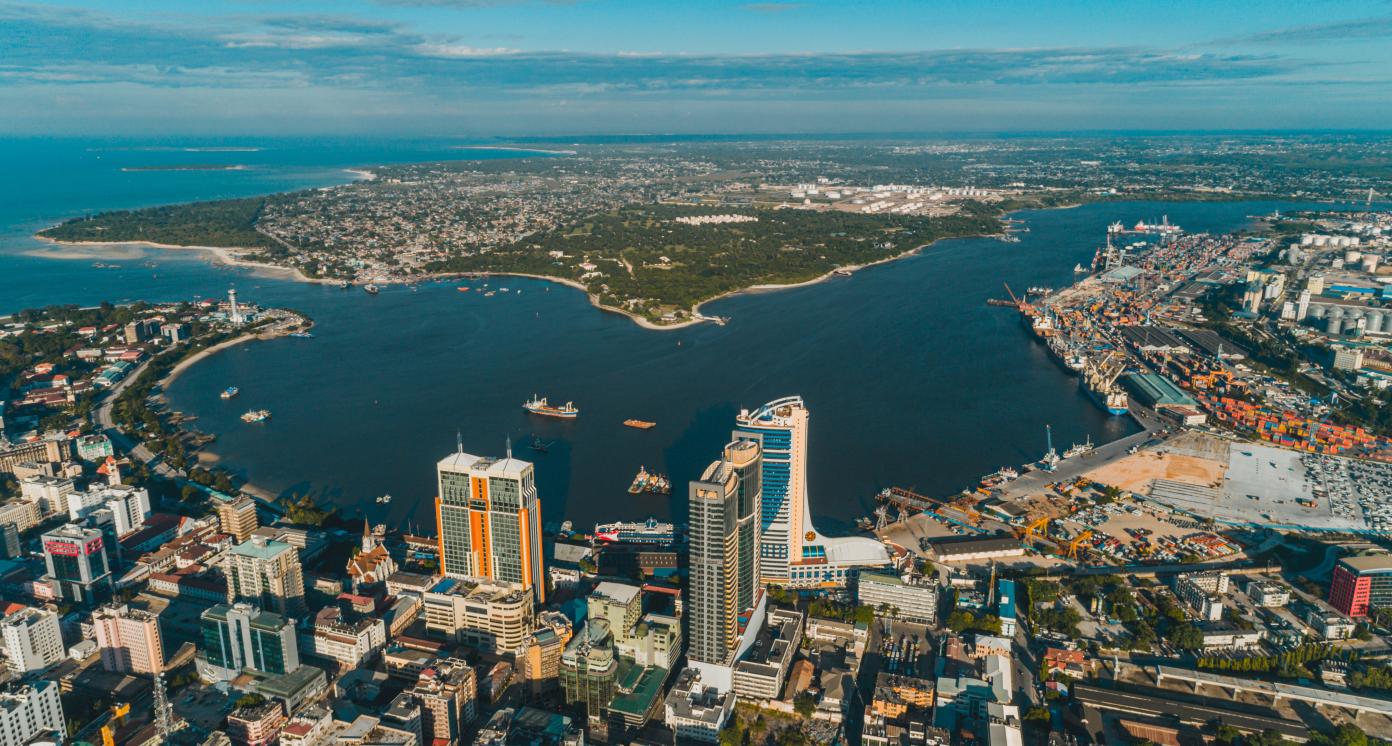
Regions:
[[593, 517, 676, 545], [241, 409, 271, 423], [623, 419, 657, 430], [627, 466, 671, 495], [523, 395, 579, 419], [220, 386, 240, 400], [1082, 381, 1130, 416]]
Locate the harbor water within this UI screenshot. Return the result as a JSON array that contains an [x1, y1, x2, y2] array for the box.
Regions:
[[0, 138, 1340, 533]]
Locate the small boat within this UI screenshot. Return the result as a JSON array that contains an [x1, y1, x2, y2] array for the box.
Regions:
[[376, 493, 392, 504], [457, 286, 471, 292], [339, 280, 351, 289], [523, 395, 578, 419], [627, 466, 671, 495], [623, 419, 657, 430], [364, 284, 380, 295], [1074, 264, 1088, 273], [220, 386, 240, 400], [240, 409, 270, 423], [289, 331, 313, 339], [529, 435, 553, 453]]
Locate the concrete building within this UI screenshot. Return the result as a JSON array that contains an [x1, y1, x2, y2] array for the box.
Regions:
[[213, 494, 259, 542], [0, 680, 64, 746], [1329, 554, 1392, 617], [664, 668, 734, 744], [731, 608, 803, 701], [66, 484, 150, 536], [436, 445, 546, 603], [1244, 580, 1291, 607], [515, 613, 573, 702], [688, 440, 768, 691], [857, 571, 939, 625], [1175, 572, 1229, 622], [997, 578, 1018, 636], [421, 577, 535, 655], [1334, 347, 1366, 371], [1, 607, 64, 674], [92, 603, 165, 674], [41, 524, 112, 604], [225, 535, 306, 617], [411, 657, 478, 744], [927, 535, 1024, 563], [299, 606, 386, 670], [226, 701, 286, 746], [20, 474, 72, 518], [733, 396, 889, 587], [199, 603, 300, 680]]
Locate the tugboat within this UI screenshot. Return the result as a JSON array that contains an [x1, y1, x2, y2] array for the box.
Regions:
[[220, 386, 240, 400], [523, 395, 579, 419], [240, 409, 271, 423]]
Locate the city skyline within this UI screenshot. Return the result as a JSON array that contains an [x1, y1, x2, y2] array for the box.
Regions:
[[2, 0, 1391, 135]]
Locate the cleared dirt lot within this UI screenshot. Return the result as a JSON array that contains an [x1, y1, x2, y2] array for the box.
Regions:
[[1085, 450, 1225, 493]]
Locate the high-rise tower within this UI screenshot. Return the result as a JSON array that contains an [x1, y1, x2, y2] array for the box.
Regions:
[[687, 439, 764, 691], [436, 443, 545, 603], [734, 396, 888, 587]]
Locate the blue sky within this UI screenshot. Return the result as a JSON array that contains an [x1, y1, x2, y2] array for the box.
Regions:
[[2, 0, 1390, 135]]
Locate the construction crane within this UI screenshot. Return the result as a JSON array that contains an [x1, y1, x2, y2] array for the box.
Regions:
[[1066, 530, 1093, 559]]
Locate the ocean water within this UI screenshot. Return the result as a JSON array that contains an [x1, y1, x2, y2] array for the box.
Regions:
[[0, 138, 1349, 533]]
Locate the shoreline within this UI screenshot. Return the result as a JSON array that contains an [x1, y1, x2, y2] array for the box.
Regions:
[[31, 234, 341, 285], [159, 332, 264, 389], [36, 227, 993, 331]]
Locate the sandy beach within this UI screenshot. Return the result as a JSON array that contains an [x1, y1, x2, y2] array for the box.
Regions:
[[31, 234, 339, 285]]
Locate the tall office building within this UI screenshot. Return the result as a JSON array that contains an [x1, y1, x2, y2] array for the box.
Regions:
[[199, 603, 300, 679], [687, 440, 766, 692], [225, 535, 306, 617], [1330, 555, 1392, 617], [1, 607, 64, 674], [436, 444, 545, 603], [92, 603, 165, 674], [41, 524, 113, 604], [734, 396, 888, 587]]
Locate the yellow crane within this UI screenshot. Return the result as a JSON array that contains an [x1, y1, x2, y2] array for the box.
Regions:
[[1066, 530, 1093, 559]]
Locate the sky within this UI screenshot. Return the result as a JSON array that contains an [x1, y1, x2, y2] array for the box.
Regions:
[[2, 0, 1391, 136]]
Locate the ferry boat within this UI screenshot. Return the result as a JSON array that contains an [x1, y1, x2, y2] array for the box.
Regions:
[[593, 517, 676, 545], [364, 284, 380, 295], [523, 395, 579, 419], [220, 386, 240, 400], [623, 419, 657, 430], [627, 466, 671, 495], [240, 409, 271, 423]]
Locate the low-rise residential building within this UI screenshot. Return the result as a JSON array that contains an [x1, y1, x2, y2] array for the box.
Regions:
[[1175, 572, 1228, 622], [411, 657, 478, 744], [664, 668, 734, 744], [1245, 580, 1292, 608], [226, 701, 287, 746]]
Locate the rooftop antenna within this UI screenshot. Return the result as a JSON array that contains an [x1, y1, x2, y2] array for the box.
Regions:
[[456, 430, 463, 454], [506, 434, 513, 459]]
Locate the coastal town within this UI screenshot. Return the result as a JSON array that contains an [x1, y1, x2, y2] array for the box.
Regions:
[[36, 137, 1392, 328], [7, 197, 1392, 746]]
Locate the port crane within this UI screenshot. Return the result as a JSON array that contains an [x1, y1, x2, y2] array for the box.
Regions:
[[1066, 530, 1093, 559], [1017, 515, 1050, 544]]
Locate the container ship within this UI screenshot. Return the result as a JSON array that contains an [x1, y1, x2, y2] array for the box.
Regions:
[[523, 395, 579, 419], [241, 409, 271, 423], [623, 419, 657, 430], [627, 466, 671, 495], [593, 517, 676, 545], [220, 386, 240, 400]]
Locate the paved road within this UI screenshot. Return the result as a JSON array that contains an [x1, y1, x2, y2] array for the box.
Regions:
[[92, 354, 182, 480]]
